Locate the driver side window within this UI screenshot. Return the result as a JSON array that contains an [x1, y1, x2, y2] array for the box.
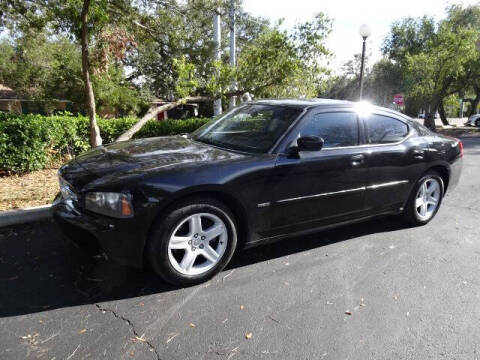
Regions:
[[299, 112, 359, 149]]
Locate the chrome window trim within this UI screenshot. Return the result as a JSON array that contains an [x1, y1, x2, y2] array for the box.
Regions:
[[276, 180, 409, 204]]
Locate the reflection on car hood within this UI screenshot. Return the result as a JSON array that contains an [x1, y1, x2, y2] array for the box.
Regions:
[[59, 135, 244, 189]]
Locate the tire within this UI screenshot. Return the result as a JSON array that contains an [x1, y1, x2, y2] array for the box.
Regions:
[[403, 170, 444, 226], [147, 197, 237, 286], [476, 119, 480, 127]]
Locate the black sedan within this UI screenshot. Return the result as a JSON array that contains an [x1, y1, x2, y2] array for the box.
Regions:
[[52, 99, 463, 285]]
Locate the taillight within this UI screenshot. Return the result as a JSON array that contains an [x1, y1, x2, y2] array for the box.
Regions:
[[458, 140, 464, 157]]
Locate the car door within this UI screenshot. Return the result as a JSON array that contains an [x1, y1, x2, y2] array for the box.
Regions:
[[361, 112, 429, 214], [268, 110, 368, 236]]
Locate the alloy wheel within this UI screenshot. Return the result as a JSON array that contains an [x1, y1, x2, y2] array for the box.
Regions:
[[415, 177, 441, 221], [167, 213, 228, 276]]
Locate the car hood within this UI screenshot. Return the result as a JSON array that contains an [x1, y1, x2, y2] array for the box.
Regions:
[[59, 135, 245, 189]]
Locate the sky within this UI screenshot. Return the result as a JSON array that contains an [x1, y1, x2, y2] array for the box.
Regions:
[[243, 0, 480, 72]]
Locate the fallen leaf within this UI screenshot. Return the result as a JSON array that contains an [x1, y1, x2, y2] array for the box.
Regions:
[[166, 333, 179, 344], [131, 335, 146, 343], [79, 329, 87, 334], [345, 311, 352, 315], [245, 332, 252, 339], [240, 305, 244, 310], [189, 323, 195, 327]]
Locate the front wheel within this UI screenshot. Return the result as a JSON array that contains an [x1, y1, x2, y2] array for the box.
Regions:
[[403, 171, 444, 226], [476, 119, 480, 127], [148, 197, 237, 286]]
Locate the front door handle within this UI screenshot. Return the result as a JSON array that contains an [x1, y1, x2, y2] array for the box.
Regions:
[[351, 154, 365, 166]]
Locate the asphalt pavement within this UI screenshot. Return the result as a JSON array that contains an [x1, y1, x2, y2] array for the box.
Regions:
[[1, 136, 480, 360]]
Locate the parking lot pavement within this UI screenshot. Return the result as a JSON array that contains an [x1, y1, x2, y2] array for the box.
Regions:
[[1, 137, 479, 360]]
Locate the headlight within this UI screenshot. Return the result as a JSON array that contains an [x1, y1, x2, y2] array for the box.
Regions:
[[85, 192, 133, 218]]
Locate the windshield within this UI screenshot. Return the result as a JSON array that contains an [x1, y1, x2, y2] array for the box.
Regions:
[[191, 104, 302, 153]]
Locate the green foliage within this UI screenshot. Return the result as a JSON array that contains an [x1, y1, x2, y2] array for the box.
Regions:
[[382, 16, 436, 62], [404, 22, 478, 105], [0, 31, 147, 116], [0, 113, 209, 173], [173, 57, 199, 99]]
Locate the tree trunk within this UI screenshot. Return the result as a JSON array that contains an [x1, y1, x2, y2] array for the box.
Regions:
[[438, 99, 449, 126], [116, 96, 210, 142], [81, 0, 102, 148], [468, 87, 480, 117], [423, 102, 438, 131]]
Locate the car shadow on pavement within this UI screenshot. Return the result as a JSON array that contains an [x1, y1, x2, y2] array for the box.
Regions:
[[0, 216, 408, 318]]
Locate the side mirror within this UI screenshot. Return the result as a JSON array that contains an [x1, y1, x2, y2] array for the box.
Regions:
[[297, 135, 324, 151]]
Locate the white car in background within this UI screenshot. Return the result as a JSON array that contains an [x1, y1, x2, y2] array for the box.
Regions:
[[465, 114, 480, 127]]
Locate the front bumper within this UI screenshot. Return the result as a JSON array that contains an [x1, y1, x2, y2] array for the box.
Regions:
[[51, 195, 150, 268]]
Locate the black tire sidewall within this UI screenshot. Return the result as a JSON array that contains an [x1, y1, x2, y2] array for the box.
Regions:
[[406, 172, 444, 225], [148, 198, 237, 286]]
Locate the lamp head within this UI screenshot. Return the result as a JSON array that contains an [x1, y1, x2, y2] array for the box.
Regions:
[[359, 24, 371, 39]]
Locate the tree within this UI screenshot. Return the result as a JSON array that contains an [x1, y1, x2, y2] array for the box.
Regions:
[[0, 33, 88, 113], [1, 0, 141, 146], [446, 4, 480, 117], [117, 12, 332, 141], [404, 21, 478, 128]]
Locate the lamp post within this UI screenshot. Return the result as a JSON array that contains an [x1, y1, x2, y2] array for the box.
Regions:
[[358, 24, 371, 101]]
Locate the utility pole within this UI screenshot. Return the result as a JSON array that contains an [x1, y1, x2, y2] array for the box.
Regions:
[[213, 10, 222, 116], [229, 0, 237, 109]]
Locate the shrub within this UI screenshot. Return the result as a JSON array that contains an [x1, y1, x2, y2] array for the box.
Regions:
[[0, 112, 210, 173]]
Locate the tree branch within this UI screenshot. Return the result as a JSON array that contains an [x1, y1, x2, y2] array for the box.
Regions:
[[115, 96, 209, 142]]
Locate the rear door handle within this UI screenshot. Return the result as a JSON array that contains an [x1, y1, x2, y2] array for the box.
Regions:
[[413, 149, 425, 159], [351, 154, 365, 166]]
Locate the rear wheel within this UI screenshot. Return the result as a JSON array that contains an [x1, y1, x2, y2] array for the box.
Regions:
[[148, 197, 237, 286], [403, 171, 444, 226]]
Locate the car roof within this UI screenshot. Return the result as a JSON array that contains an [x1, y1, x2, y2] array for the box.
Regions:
[[250, 98, 352, 107], [248, 98, 413, 122]]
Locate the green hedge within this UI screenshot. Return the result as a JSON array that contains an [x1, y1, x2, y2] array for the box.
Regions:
[[0, 113, 210, 173]]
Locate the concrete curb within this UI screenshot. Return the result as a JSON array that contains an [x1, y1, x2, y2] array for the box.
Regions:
[[0, 205, 52, 228]]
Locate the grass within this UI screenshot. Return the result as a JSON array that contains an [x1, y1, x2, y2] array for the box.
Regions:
[[0, 168, 59, 211]]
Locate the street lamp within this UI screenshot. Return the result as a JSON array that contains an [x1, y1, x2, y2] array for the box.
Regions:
[[358, 24, 371, 101]]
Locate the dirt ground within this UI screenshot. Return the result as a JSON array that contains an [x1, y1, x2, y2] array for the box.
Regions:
[[0, 168, 59, 211]]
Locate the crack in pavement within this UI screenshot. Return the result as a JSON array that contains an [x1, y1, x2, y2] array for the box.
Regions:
[[94, 303, 161, 360]]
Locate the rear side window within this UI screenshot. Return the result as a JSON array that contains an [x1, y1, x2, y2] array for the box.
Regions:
[[410, 121, 432, 136], [366, 115, 409, 144], [299, 112, 359, 148]]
